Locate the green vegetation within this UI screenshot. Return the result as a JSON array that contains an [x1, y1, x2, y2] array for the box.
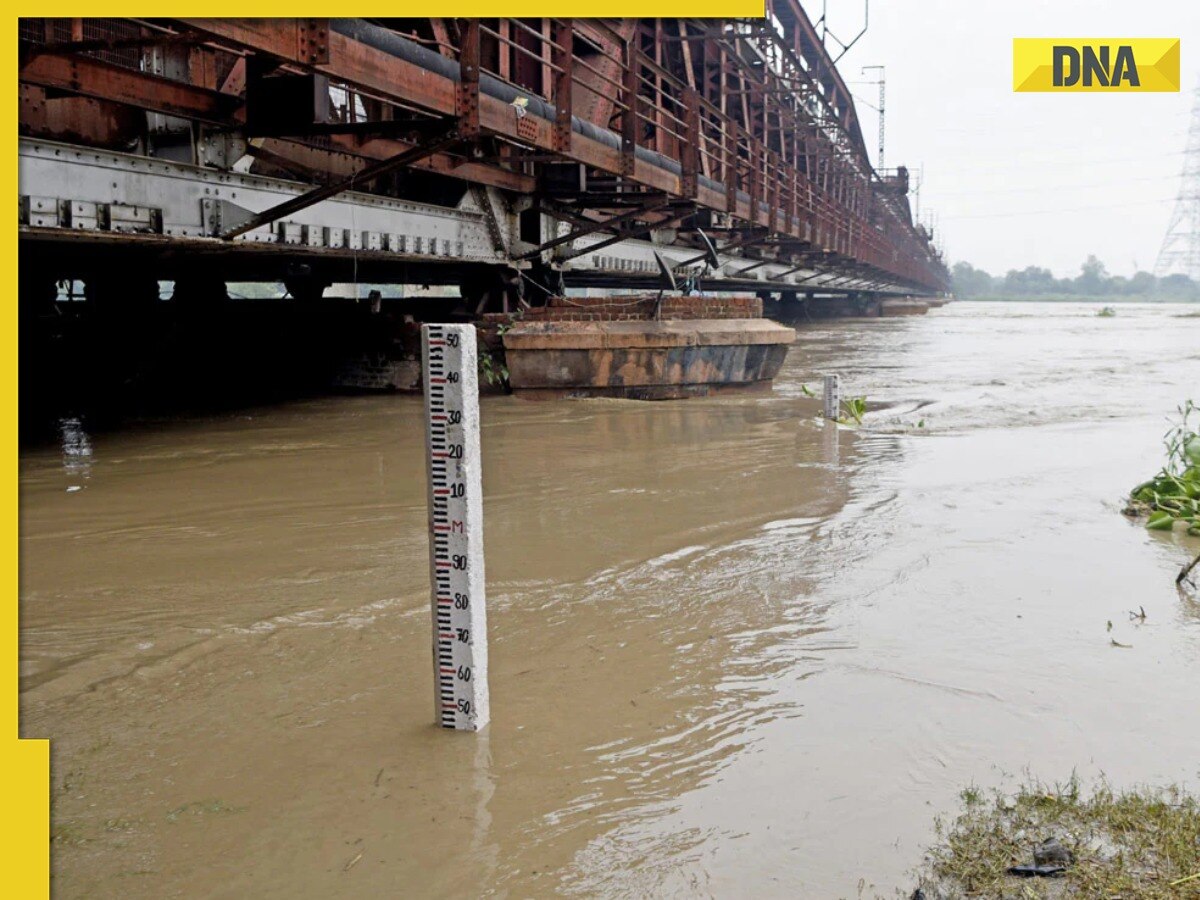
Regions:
[[912, 777, 1200, 898], [839, 396, 867, 425], [478, 349, 509, 388], [479, 321, 513, 389], [1096, 306, 1116, 317], [1126, 401, 1200, 535], [952, 256, 1200, 302]]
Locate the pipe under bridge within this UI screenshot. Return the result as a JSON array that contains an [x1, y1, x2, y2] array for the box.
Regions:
[[18, 10, 948, 309]]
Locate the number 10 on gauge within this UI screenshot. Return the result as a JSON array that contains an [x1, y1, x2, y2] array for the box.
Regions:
[[421, 324, 489, 731]]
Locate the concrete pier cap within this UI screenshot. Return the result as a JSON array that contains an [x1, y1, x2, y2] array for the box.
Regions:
[[503, 317, 795, 400]]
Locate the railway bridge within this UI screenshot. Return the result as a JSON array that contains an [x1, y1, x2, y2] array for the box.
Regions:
[[19, 10, 947, 312]]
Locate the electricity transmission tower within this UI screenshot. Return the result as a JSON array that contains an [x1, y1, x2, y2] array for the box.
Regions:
[[1155, 84, 1200, 279]]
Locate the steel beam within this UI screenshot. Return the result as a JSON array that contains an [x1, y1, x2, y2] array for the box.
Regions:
[[517, 196, 670, 260], [220, 127, 462, 239], [252, 136, 535, 194], [20, 52, 238, 124], [556, 208, 694, 263]]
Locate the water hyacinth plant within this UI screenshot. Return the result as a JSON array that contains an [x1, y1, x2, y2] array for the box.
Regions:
[[839, 395, 867, 425], [1127, 400, 1200, 535]]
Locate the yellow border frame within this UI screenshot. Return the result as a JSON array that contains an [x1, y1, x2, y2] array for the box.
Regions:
[[8, 5, 766, 894], [8, 16, 50, 894]]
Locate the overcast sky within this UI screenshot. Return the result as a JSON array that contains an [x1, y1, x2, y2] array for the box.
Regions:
[[825, 0, 1199, 277]]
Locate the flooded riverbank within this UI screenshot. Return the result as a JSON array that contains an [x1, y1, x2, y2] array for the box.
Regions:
[[20, 301, 1200, 897]]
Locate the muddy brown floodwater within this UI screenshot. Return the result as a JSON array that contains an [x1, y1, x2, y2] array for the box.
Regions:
[[20, 302, 1200, 898]]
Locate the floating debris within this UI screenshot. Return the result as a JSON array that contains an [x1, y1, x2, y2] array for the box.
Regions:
[[1006, 863, 1067, 878]]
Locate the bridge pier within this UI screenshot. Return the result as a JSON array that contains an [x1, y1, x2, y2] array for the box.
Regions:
[[500, 294, 794, 400]]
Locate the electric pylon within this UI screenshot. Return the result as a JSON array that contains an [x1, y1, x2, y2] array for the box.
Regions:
[[1155, 84, 1200, 279]]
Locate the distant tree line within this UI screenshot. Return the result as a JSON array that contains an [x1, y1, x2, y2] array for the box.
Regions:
[[952, 256, 1200, 301]]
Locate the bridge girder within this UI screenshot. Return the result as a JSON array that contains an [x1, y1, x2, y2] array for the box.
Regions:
[[18, 11, 948, 296]]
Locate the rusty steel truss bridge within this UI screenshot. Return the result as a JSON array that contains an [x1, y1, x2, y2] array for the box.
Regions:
[[18, 11, 948, 309]]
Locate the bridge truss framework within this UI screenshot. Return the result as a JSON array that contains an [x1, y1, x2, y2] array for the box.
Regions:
[[18, 12, 948, 304]]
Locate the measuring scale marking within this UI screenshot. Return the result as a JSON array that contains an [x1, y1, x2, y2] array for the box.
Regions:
[[422, 324, 489, 731], [823, 373, 841, 421]]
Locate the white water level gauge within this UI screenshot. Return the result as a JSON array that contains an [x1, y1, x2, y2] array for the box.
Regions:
[[421, 324, 490, 731]]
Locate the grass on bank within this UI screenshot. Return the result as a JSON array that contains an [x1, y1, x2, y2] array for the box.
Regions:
[[912, 778, 1200, 899]]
